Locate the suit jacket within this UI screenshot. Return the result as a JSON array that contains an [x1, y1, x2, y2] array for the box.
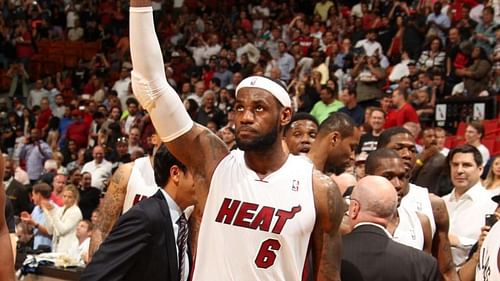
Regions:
[[5, 178, 33, 215], [341, 224, 439, 281], [81, 190, 182, 281]]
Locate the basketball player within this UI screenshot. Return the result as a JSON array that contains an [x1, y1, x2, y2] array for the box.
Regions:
[[88, 133, 161, 257], [365, 148, 433, 253], [129, 2, 344, 280], [283, 112, 319, 156], [0, 153, 15, 281], [377, 127, 459, 281]]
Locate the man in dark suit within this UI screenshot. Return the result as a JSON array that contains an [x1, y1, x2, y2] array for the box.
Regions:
[[81, 144, 196, 281], [341, 176, 439, 281], [4, 157, 33, 216]]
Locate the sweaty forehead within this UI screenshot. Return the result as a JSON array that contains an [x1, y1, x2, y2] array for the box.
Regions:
[[290, 120, 318, 130], [376, 158, 406, 174], [388, 133, 415, 146], [236, 87, 280, 106]]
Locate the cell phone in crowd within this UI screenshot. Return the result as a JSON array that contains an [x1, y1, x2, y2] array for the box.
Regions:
[[485, 214, 497, 227]]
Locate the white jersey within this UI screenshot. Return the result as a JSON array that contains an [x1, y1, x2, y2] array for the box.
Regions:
[[401, 183, 436, 236], [123, 156, 159, 213], [193, 150, 316, 281], [476, 221, 500, 281], [393, 204, 424, 250]]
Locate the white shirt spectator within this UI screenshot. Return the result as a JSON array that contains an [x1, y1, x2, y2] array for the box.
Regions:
[[476, 144, 490, 167], [354, 39, 383, 57], [112, 77, 131, 110], [470, 4, 484, 24], [277, 52, 295, 82], [81, 160, 112, 191], [28, 88, 49, 109], [442, 182, 497, 266]]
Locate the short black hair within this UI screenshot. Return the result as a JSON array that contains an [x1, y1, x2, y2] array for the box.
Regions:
[[284, 112, 319, 134], [33, 183, 52, 199], [365, 148, 401, 175], [318, 112, 357, 139], [447, 144, 483, 167], [154, 144, 188, 188], [377, 127, 412, 149], [211, 77, 221, 87], [126, 97, 139, 107]]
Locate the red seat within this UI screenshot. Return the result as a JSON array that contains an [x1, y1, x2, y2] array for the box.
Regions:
[[493, 140, 500, 156], [456, 122, 467, 137], [483, 139, 495, 155], [445, 136, 455, 148]]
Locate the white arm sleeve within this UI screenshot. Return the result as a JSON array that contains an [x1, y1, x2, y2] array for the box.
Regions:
[[129, 6, 193, 142]]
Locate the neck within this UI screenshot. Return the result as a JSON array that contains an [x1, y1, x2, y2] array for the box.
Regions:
[[78, 236, 87, 245], [244, 142, 289, 179], [454, 184, 476, 198], [397, 101, 406, 109], [164, 186, 187, 211], [307, 139, 328, 172], [372, 128, 382, 136]]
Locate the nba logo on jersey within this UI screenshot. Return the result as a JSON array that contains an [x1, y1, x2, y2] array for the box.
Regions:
[[292, 180, 299, 191]]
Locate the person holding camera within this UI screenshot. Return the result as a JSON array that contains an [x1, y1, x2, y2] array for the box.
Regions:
[[351, 51, 386, 108], [441, 145, 497, 267], [19, 128, 53, 184]]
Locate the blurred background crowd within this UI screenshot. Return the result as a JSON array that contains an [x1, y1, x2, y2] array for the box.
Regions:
[[0, 0, 499, 271]]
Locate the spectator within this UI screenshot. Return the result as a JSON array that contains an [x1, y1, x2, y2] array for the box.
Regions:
[[128, 127, 142, 155], [50, 174, 66, 207], [426, 2, 451, 44], [384, 89, 419, 128], [310, 85, 344, 124], [78, 172, 101, 220], [113, 136, 131, 163], [28, 79, 49, 109], [42, 184, 83, 254], [277, 41, 295, 83], [442, 145, 497, 267], [7, 63, 30, 103], [66, 109, 90, 150], [357, 107, 385, 154], [52, 94, 66, 119], [482, 156, 500, 194], [113, 66, 132, 109], [196, 91, 226, 128], [417, 36, 446, 72], [19, 128, 52, 184], [36, 97, 52, 132], [435, 127, 450, 157], [455, 46, 492, 96], [81, 146, 112, 191], [338, 87, 364, 126], [354, 29, 383, 57], [121, 98, 142, 136], [471, 7, 496, 55], [352, 54, 386, 107], [4, 157, 33, 216], [73, 220, 92, 265], [464, 121, 490, 166], [20, 183, 54, 251]]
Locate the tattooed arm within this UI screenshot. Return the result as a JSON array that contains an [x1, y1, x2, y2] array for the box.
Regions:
[[0, 153, 15, 281], [89, 163, 132, 258], [311, 170, 344, 281], [430, 194, 459, 281]]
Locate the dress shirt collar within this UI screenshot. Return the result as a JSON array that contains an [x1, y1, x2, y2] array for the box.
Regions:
[[159, 189, 183, 223], [354, 222, 393, 238], [450, 181, 485, 202], [3, 176, 13, 191]]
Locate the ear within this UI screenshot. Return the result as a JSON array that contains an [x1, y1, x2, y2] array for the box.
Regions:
[[280, 107, 292, 127], [349, 200, 360, 221], [330, 131, 341, 147], [169, 165, 181, 184]]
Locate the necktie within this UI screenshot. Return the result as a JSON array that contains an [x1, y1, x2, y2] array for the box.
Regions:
[[177, 214, 188, 281]]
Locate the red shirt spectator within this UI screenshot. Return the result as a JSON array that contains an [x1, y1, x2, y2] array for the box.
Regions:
[[384, 89, 419, 128], [66, 110, 90, 149]]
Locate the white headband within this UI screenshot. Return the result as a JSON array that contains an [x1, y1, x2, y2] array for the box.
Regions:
[[235, 76, 291, 107]]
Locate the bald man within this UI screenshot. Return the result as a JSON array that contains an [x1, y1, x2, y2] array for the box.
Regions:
[[341, 176, 439, 281]]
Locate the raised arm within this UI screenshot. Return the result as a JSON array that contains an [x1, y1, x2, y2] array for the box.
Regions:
[[0, 154, 15, 281], [429, 194, 459, 281], [89, 163, 131, 258], [311, 170, 344, 281], [129, 0, 228, 187]]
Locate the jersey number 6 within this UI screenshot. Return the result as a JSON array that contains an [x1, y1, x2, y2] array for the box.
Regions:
[[255, 239, 281, 268]]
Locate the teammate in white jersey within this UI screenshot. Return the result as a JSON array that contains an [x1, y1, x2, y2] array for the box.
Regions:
[[364, 148, 433, 253], [89, 133, 161, 257], [377, 127, 459, 281], [128, 1, 344, 279]]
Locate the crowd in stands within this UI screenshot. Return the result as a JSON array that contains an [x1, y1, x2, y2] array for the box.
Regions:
[[0, 0, 499, 272]]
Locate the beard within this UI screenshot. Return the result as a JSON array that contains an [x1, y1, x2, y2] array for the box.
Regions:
[[236, 125, 279, 152]]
